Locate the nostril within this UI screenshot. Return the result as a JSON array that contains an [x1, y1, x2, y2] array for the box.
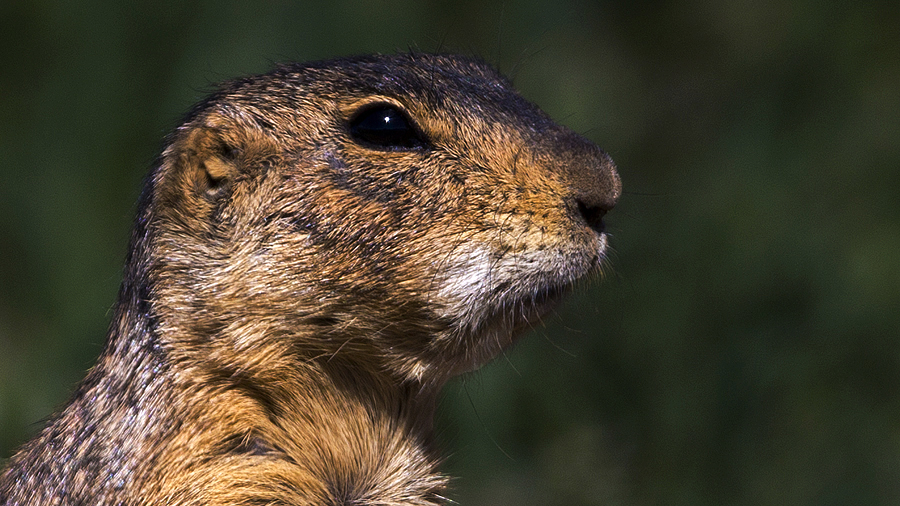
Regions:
[[576, 200, 607, 233]]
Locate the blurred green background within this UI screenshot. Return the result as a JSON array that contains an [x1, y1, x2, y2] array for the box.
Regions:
[[1, 0, 898, 504]]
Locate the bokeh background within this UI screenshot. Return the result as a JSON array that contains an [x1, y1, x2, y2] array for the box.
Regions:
[[1, 1, 898, 504]]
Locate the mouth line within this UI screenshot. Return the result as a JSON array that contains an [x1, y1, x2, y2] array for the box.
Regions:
[[504, 282, 573, 324], [530, 283, 570, 307]]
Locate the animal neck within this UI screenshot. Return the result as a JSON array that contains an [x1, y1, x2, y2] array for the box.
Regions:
[[38, 295, 448, 504], [143, 325, 450, 504]]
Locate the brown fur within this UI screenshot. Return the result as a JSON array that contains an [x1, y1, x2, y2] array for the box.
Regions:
[[0, 53, 620, 505]]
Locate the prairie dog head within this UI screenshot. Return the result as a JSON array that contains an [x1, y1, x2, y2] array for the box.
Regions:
[[146, 53, 620, 385]]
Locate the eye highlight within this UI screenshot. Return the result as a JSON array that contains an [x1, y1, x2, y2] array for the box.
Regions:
[[348, 104, 428, 150]]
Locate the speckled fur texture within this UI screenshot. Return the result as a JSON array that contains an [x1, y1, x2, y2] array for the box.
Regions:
[[0, 53, 620, 505]]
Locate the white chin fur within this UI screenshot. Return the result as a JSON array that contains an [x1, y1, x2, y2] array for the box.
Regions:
[[433, 233, 607, 330]]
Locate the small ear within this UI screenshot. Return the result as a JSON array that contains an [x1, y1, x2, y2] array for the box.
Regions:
[[180, 126, 239, 200], [200, 153, 237, 199]]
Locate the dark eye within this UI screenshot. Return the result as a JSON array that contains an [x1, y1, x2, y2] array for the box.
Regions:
[[348, 104, 428, 150]]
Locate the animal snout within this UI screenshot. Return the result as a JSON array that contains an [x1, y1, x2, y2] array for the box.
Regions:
[[557, 137, 621, 233]]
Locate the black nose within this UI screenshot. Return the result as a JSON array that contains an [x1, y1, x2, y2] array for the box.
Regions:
[[577, 199, 608, 234], [553, 133, 621, 232]]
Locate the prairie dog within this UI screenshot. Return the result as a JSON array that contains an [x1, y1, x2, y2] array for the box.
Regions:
[[0, 53, 620, 505]]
